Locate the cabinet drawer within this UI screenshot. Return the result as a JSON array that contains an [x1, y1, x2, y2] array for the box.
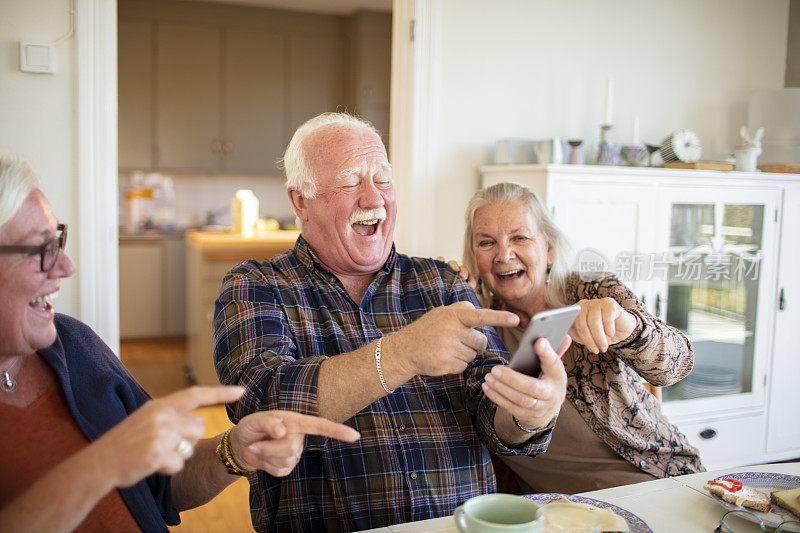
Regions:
[[676, 414, 765, 471]]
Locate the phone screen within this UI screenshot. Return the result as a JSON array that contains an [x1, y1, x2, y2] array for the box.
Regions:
[[508, 304, 581, 376]]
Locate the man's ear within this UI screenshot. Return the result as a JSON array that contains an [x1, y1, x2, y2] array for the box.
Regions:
[[288, 188, 310, 222]]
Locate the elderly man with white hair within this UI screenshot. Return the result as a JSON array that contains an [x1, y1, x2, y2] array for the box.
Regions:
[[213, 112, 571, 532]]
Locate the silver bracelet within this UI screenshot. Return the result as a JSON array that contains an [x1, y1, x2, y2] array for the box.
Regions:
[[375, 337, 394, 394], [513, 414, 557, 434]]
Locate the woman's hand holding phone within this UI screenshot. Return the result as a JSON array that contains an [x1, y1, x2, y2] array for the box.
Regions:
[[482, 336, 570, 436], [568, 298, 637, 354]]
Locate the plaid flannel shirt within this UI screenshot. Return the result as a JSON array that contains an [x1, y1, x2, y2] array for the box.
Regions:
[[213, 236, 551, 532]]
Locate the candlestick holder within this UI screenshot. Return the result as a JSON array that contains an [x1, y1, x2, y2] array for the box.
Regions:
[[567, 139, 584, 164], [596, 124, 619, 165], [645, 144, 661, 167]]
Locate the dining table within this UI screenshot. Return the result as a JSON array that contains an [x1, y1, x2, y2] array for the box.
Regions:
[[358, 461, 800, 532]]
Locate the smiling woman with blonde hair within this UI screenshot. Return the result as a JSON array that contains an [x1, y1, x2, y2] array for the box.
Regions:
[[459, 181, 705, 494]]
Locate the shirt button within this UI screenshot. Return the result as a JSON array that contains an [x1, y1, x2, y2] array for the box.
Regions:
[[640, 460, 647, 468], [410, 472, 418, 480], [399, 424, 406, 431]]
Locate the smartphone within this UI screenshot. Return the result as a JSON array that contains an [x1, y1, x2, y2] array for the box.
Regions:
[[508, 304, 581, 376]]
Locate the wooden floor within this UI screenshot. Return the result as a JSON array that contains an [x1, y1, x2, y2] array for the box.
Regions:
[[120, 338, 256, 533]]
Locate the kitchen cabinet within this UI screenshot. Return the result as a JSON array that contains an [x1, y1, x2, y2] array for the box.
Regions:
[[119, 237, 164, 338], [118, 0, 349, 174], [156, 24, 287, 173], [185, 230, 300, 385], [224, 29, 286, 173], [118, 18, 154, 169], [479, 164, 800, 469], [119, 233, 186, 338], [156, 23, 222, 171]]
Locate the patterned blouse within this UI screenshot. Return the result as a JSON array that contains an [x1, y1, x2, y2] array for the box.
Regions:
[[498, 273, 705, 478]]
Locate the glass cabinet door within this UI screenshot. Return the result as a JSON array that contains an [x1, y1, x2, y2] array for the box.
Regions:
[[657, 188, 779, 409]]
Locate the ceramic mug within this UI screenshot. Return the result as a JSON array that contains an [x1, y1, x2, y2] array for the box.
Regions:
[[453, 493, 541, 533]]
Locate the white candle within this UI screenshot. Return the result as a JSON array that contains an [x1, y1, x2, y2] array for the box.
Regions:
[[604, 76, 614, 125], [632, 116, 640, 144]]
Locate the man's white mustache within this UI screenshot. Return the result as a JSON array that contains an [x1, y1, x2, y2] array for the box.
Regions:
[[349, 207, 387, 225]]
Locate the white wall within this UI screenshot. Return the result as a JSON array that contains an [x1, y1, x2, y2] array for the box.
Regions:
[[0, 0, 79, 317], [423, 0, 789, 261]]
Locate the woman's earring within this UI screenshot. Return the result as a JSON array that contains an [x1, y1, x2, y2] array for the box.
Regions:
[[546, 265, 552, 285]]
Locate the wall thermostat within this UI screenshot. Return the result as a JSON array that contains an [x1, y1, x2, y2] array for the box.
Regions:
[[19, 40, 56, 74]]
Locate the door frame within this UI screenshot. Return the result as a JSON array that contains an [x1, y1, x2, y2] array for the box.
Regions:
[[77, 0, 120, 353], [389, 0, 441, 257], [83, 0, 438, 351]]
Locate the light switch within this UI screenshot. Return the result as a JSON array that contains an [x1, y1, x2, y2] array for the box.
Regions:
[[19, 40, 56, 74]]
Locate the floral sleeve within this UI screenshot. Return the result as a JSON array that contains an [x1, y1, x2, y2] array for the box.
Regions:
[[568, 273, 694, 386]]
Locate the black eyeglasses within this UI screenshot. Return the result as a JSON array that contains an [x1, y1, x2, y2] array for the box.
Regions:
[[716, 509, 800, 533], [0, 223, 67, 272]]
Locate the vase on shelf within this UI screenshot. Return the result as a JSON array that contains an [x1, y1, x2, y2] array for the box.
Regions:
[[596, 125, 619, 165], [620, 145, 647, 166]]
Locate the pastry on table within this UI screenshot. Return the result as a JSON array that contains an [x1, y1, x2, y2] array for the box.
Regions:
[[704, 478, 771, 512], [771, 487, 800, 519]]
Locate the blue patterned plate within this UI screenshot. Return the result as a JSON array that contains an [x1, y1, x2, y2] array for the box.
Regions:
[[705, 472, 800, 530], [524, 493, 652, 532]]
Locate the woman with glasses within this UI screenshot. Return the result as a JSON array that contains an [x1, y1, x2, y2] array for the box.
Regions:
[[0, 156, 360, 532]]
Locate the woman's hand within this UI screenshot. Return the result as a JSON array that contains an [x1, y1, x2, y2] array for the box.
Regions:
[[568, 298, 637, 354], [437, 256, 478, 291], [482, 336, 570, 433], [229, 411, 361, 477], [93, 386, 246, 488]]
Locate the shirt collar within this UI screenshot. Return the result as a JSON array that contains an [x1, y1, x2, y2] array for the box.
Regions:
[[293, 234, 398, 280]]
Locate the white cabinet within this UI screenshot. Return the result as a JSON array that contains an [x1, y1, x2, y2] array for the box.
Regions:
[[479, 164, 800, 468], [767, 182, 800, 457]]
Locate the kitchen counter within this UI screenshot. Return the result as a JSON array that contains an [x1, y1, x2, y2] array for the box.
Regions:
[[184, 229, 300, 385], [185, 229, 300, 254]]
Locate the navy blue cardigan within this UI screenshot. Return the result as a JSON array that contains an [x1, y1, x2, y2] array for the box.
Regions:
[[37, 314, 180, 532]]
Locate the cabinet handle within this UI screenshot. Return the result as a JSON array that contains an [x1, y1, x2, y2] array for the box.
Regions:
[[779, 287, 786, 311], [211, 140, 222, 154], [222, 141, 233, 154], [699, 428, 717, 440]]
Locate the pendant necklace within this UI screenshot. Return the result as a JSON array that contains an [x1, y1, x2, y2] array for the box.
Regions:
[[0, 358, 22, 393]]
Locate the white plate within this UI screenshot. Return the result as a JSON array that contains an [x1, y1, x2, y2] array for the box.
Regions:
[[524, 493, 652, 533], [705, 472, 800, 530]]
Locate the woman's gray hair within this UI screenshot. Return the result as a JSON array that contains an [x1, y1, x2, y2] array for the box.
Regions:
[[282, 112, 380, 199], [462, 182, 571, 309], [0, 156, 40, 238]]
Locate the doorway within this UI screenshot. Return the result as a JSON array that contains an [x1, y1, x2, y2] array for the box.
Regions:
[[116, 0, 392, 393]]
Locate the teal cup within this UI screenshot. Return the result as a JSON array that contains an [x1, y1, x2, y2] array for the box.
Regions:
[[454, 493, 541, 533]]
